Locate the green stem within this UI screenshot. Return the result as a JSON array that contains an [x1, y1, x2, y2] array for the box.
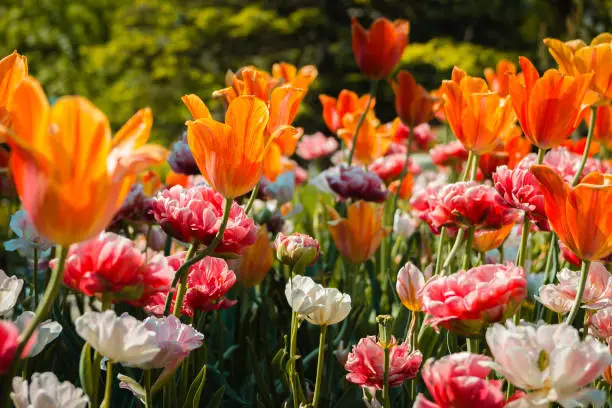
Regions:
[[516, 216, 531, 269], [164, 198, 233, 315], [477, 252, 486, 266], [462, 226, 475, 270], [434, 227, 447, 275], [466, 338, 479, 354], [537, 147, 546, 164], [462, 152, 474, 181], [244, 182, 260, 215], [289, 311, 301, 407], [172, 242, 199, 317], [100, 361, 113, 408], [565, 260, 591, 325], [347, 80, 378, 166], [469, 153, 480, 181], [382, 347, 391, 408], [543, 233, 558, 284], [571, 106, 597, 187], [33, 248, 39, 308], [144, 370, 152, 408], [312, 325, 327, 408], [442, 228, 465, 273]]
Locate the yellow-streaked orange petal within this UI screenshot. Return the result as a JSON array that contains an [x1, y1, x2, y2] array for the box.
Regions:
[[112, 107, 153, 151], [0, 51, 28, 108], [273, 126, 302, 157], [268, 84, 304, 132], [182, 94, 212, 120], [473, 221, 515, 253], [543, 38, 578, 75]]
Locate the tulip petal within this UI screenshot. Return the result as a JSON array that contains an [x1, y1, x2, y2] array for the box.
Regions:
[[112, 107, 153, 152], [181, 94, 212, 120]]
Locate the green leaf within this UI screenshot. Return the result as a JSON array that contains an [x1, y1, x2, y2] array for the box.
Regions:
[[204, 386, 225, 408], [78, 343, 93, 397], [183, 363, 207, 408]]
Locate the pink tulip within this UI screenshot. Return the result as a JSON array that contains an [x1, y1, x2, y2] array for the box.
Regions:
[[345, 336, 422, 389], [589, 307, 612, 341], [295, 132, 339, 160], [369, 153, 420, 184], [0, 320, 36, 374], [150, 185, 256, 253], [414, 352, 508, 408], [421, 263, 527, 336], [538, 262, 612, 314]]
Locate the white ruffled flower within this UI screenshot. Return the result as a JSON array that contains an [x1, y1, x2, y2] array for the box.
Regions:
[[4, 210, 53, 258], [0, 270, 23, 316], [75, 310, 160, 366], [485, 320, 612, 408], [285, 275, 325, 315], [305, 287, 351, 326], [11, 372, 88, 408], [393, 210, 417, 239], [14, 312, 62, 357]]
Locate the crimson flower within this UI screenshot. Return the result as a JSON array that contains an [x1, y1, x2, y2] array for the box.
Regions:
[[325, 166, 388, 203]]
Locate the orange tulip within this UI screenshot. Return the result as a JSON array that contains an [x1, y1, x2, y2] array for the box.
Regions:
[[0, 51, 28, 143], [440, 67, 516, 154], [327, 201, 390, 264], [319, 90, 375, 133], [587, 104, 612, 142], [337, 112, 392, 165], [508, 57, 593, 150], [430, 88, 446, 123], [234, 225, 274, 287], [186, 95, 279, 198], [484, 59, 516, 97], [139, 170, 163, 195], [479, 125, 531, 177], [391, 70, 436, 127], [351, 17, 410, 79], [1, 77, 167, 245], [472, 221, 516, 253], [389, 172, 414, 200], [165, 170, 189, 188], [272, 62, 318, 90], [544, 34, 612, 103], [213, 66, 276, 106], [266, 84, 304, 156], [531, 165, 612, 261]]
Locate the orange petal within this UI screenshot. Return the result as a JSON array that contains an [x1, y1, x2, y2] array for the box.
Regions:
[[182, 94, 212, 120], [0, 51, 28, 108], [112, 107, 153, 150], [543, 38, 578, 75]]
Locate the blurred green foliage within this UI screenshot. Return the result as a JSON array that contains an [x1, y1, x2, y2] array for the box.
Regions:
[[1, 0, 610, 143]]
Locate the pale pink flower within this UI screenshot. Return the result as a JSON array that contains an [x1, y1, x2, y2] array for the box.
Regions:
[[149, 185, 256, 253], [588, 307, 612, 341], [485, 321, 612, 408], [344, 336, 422, 389], [493, 165, 548, 230], [520, 147, 609, 185], [414, 353, 508, 408], [138, 315, 204, 376], [421, 263, 527, 336], [430, 141, 469, 168], [537, 263, 612, 314], [274, 232, 320, 267], [396, 262, 426, 312], [4, 210, 53, 258], [295, 132, 339, 160]]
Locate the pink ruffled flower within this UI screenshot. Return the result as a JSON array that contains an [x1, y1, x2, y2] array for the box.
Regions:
[[426, 182, 516, 232], [0, 321, 35, 374], [173, 252, 237, 315], [430, 141, 469, 168], [493, 165, 548, 230], [520, 147, 609, 184], [345, 336, 422, 389], [537, 262, 612, 314], [421, 263, 527, 336], [325, 166, 388, 203], [369, 153, 421, 184], [59, 232, 173, 303], [393, 122, 436, 151], [414, 353, 508, 408], [295, 132, 339, 160], [589, 307, 612, 341], [150, 185, 256, 253]]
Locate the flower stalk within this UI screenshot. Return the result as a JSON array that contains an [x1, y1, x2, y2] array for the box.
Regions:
[[311, 325, 327, 408], [571, 106, 597, 187], [565, 260, 591, 326], [347, 80, 378, 166]]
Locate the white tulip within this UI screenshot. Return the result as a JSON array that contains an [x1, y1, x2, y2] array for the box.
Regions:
[[285, 275, 325, 315], [393, 210, 416, 239], [0, 269, 23, 316], [305, 287, 351, 326], [11, 372, 88, 408], [14, 312, 62, 357], [485, 320, 612, 408], [75, 310, 160, 366]]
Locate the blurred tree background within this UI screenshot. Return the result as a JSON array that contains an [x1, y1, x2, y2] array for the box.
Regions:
[[0, 0, 610, 144]]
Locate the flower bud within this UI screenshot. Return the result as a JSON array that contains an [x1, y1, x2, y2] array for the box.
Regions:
[[395, 263, 425, 312], [274, 233, 320, 267], [376, 314, 393, 348]]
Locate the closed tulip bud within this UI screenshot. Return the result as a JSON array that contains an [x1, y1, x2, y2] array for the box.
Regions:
[[274, 232, 320, 267], [396, 263, 425, 312]]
